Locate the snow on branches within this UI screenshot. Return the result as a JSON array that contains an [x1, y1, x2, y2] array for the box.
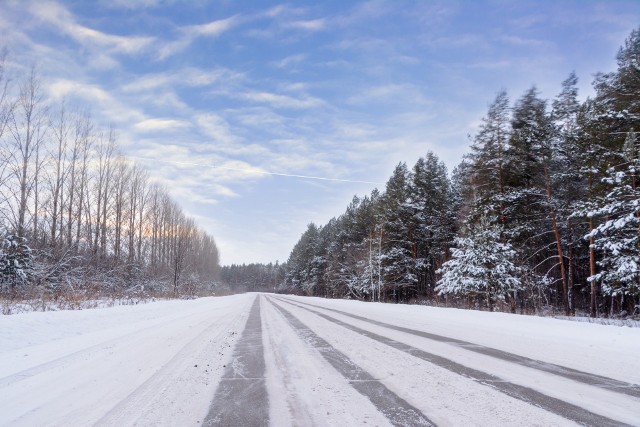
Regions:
[[586, 131, 640, 296], [436, 217, 521, 308]]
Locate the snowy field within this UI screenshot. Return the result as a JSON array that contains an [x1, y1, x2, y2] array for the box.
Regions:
[[1, 293, 639, 426]]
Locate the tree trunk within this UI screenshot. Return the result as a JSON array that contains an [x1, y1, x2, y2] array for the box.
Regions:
[[543, 164, 569, 315], [589, 218, 597, 317]]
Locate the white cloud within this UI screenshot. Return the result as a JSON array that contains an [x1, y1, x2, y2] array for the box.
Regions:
[[261, 4, 308, 19], [498, 34, 548, 48], [285, 18, 326, 31], [174, 182, 235, 203], [279, 82, 309, 92], [86, 53, 121, 70], [422, 33, 487, 49], [158, 16, 238, 59], [128, 142, 263, 188], [101, 0, 165, 9], [121, 74, 172, 92], [245, 6, 326, 40], [347, 84, 430, 106], [273, 54, 307, 69], [196, 112, 238, 145], [30, 1, 154, 55], [47, 79, 112, 102], [332, 122, 376, 139], [231, 107, 287, 132], [46, 79, 145, 124], [213, 159, 268, 181], [241, 91, 324, 109], [146, 153, 270, 185], [122, 67, 243, 92], [188, 16, 238, 37], [134, 118, 190, 132]]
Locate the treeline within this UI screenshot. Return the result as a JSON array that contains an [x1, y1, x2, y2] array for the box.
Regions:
[[278, 28, 640, 317], [0, 60, 220, 304], [219, 262, 285, 293]]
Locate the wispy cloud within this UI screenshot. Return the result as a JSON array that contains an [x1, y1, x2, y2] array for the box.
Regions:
[[195, 112, 238, 145], [285, 18, 326, 31], [272, 54, 307, 69], [158, 16, 239, 60], [47, 79, 112, 102], [133, 149, 269, 186], [246, 5, 329, 40], [86, 53, 121, 70], [46, 78, 145, 123], [134, 118, 190, 132], [497, 34, 548, 48], [421, 33, 488, 50], [262, 4, 307, 19], [347, 84, 430, 106], [241, 91, 324, 109], [100, 0, 165, 10], [231, 106, 288, 133], [121, 67, 244, 92], [30, 1, 154, 55]]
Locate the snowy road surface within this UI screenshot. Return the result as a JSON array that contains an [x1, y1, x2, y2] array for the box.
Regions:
[[1, 293, 639, 426]]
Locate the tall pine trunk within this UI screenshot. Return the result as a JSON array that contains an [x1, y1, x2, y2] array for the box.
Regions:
[[544, 164, 568, 315]]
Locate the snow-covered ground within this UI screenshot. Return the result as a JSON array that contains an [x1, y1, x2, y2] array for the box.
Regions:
[[1, 293, 639, 426], [0, 294, 254, 426]]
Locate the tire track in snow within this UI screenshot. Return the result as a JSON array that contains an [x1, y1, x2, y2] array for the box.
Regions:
[[278, 296, 640, 398], [261, 294, 394, 426], [203, 295, 269, 426], [274, 297, 631, 427], [267, 297, 434, 427]]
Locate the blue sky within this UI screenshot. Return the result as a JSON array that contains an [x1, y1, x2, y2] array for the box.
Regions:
[[1, 0, 639, 265]]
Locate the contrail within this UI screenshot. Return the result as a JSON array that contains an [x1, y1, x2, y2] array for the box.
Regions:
[[129, 155, 383, 186]]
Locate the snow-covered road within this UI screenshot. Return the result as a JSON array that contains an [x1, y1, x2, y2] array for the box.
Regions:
[[1, 293, 639, 426]]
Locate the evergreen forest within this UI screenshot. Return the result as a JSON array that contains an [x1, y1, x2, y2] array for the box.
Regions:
[[223, 28, 640, 317]]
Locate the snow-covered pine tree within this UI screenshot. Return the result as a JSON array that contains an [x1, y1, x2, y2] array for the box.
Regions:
[[551, 72, 585, 314], [504, 87, 570, 310], [575, 27, 640, 316], [410, 152, 454, 298], [586, 131, 639, 313], [329, 201, 370, 300], [379, 163, 417, 302], [0, 234, 33, 296], [285, 223, 322, 295], [435, 216, 521, 311], [468, 90, 510, 219]]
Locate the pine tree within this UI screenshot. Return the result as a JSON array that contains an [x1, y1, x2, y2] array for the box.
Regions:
[[379, 163, 416, 302], [410, 152, 454, 297], [468, 90, 510, 221], [436, 216, 521, 311], [0, 234, 33, 296], [285, 223, 321, 295], [504, 87, 565, 309], [551, 72, 585, 314], [575, 27, 640, 316], [587, 131, 639, 310]]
